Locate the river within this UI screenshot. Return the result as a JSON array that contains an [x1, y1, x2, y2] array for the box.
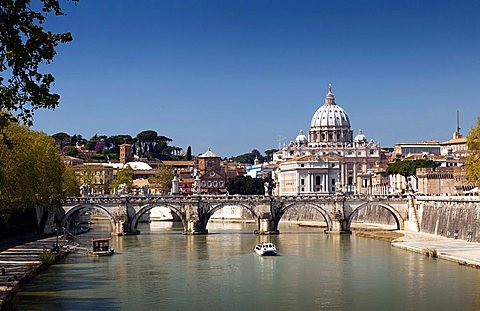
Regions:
[[13, 221, 480, 310]]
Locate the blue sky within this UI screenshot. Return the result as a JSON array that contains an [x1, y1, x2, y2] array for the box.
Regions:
[[33, 0, 480, 156]]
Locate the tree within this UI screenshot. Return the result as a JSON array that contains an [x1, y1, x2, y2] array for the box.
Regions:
[[52, 132, 71, 148], [227, 175, 266, 195], [264, 149, 279, 161], [111, 165, 133, 193], [63, 145, 78, 157], [186, 146, 192, 160], [62, 164, 80, 196], [386, 159, 437, 183], [148, 165, 174, 194], [466, 117, 480, 188], [0, 123, 65, 233], [0, 0, 76, 131], [229, 149, 267, 164]]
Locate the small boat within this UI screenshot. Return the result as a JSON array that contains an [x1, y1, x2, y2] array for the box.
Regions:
[[254, 243, 277, 256], [88, 238, 114, 256]]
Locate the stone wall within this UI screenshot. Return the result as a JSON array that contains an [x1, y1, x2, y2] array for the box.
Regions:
[[350, 204, 397, 226], [417, 196, 480, 241], [281, 206, 329, 222]]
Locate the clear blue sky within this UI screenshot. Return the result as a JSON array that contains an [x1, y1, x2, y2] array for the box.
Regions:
[[33, 0, 480, 157]]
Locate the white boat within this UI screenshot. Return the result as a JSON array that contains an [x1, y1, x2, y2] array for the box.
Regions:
[[254, 243, 277, 256]]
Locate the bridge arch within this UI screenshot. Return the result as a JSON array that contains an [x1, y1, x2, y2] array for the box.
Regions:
[[131, 203, 187, 232], [205, 203, 259, 224], [347, 202, 404, 231], [278, 202, 333, 231], [61, 204, 117, 231]]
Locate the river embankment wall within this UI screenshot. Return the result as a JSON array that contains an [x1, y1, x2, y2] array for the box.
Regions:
[[416, 196, 480, 241]]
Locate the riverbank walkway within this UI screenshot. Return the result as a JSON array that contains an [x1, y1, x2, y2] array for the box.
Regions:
[[0, 236, 60, 308], [393, 231, 480, 267]]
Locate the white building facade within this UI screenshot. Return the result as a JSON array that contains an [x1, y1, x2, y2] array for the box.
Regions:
[[276, 85, 382, 195]]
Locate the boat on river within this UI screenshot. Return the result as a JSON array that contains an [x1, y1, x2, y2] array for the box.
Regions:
[[254, 243, 277, 256], [88, 238, 114, 256]]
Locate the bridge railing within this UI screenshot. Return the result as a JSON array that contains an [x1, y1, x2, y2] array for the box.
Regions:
[[63, 193, 409, 205]]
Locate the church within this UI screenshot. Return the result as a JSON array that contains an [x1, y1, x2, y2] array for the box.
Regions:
[[275, 85, 382, 195]]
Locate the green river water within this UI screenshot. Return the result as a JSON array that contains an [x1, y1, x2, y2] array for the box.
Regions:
[[13, 222, 480, 310]]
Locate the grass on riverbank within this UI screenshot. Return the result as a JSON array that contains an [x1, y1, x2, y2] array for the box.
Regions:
[[354, 231, 404, 242]]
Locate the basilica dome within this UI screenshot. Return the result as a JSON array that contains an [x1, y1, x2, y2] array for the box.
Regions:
[[310, 86, 351, 129], [308, 85, 353, 145]]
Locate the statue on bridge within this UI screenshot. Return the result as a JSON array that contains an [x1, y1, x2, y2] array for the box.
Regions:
[[140, 185, 149, 196], [264, 181, 270, 196], [80, 184, 90, 197], [117, 183, 129, 195]]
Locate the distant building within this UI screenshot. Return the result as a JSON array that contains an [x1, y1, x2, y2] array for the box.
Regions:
[[61, 155, 84, 166], [275, 85, 382, 195], [393, 141, 441, 156], [74, 164, 114, 195], [120, 144, 133, 164], [277, 156, 340, 195], [416, 166, 474, 195], [440, 136, 468, 157], [196, 149, 227, 194]]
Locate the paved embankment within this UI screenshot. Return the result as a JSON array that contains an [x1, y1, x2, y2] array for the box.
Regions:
[[0, 236, 65, 309], [392, 231, 480, 267]]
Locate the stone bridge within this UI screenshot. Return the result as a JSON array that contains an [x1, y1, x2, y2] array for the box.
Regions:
[[61, 194, 415, 235]]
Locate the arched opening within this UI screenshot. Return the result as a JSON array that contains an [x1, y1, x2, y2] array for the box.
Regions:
[[205, 204, 258, 233], [347, 203, 403, 231], [132, 204, 186, 234], [278, 203, 333, 232], [60, 204, 116, 239]]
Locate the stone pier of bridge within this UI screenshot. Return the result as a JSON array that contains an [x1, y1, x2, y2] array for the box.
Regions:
[[61, 194, 413, 236]]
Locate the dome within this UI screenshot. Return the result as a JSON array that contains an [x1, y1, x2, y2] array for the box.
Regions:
[[354, 129, 367, 143], [308, 85, 353, 145], [310, 85, 351, 129], [124, 161, 152, 170], [295, 130, 308, 144]]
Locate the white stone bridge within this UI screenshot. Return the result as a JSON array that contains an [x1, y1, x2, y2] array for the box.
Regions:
[[61, 194, 415, 235]]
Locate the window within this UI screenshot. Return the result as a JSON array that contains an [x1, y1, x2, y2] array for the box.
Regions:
[[219, 181, 224, 187], [201, 181, 206, 187], [301, 179, 305, 186], [300, 164, 304, 167], [316, 176, 321, 185], [207, 181, 212, 187], [213, 181, 218, 187]]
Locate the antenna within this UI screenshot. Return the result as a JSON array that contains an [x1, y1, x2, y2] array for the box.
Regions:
[[277, 135, 286, 150]]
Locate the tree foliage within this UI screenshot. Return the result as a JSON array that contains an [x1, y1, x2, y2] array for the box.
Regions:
[[229, 149, 269, 164], [264, 149, 279, 161], [186, 146, 192, 161], [111, 165, 133, 193], [0, 123, 66, 231], [148, 165, 174, 194], [386, 159, 437, 178], [466, 117, 480, 188], [227, 175, 270, 195], [0, 0, 76, 130], [62, 164, 79, 196]]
